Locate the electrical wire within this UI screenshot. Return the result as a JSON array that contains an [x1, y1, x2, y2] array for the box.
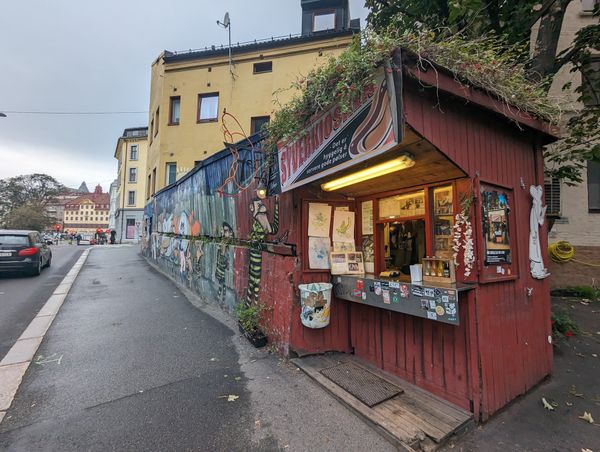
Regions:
[[548, 241, 600, 267], [0, 110, 147, 115]]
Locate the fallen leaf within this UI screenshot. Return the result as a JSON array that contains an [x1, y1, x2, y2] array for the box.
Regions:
[[575, 353, 585, 358], [579, 412, 594, 424], [234, 376, 241, 381], [592, 354, 598, 358], [566, 402, 574, 406], [570, 387, 585, 398], [210, 358, 218, 362], [542, 397, 555, 410], [582, 448, 593, 452], [255, 420, 261, 427], [227, 395, 239, 402]]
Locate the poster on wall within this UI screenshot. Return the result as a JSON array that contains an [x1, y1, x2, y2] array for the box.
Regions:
[[397, 191, 425, 217], [307, 203, 332, 237], [481, 187, 512, 265], [330, 252, 365, 275], [433, 187, 453, 215], [308, 237, 331, 269], [333, 242, 355, 252], [332, 210, 355, 243], [361, 200, 373, 235]]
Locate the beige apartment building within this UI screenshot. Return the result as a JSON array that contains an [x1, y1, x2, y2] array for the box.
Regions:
[[114, 126, 148, 243], [145, 0, 360, 195], [62, 185, 110, 235], [532, 0, 600, 286]]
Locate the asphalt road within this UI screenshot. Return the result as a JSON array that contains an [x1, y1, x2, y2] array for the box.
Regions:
[[0, 246, 394, 451], [0, 244, 86, 360]]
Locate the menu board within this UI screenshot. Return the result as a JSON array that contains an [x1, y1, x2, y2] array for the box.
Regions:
[[361, 200, 373, 235]]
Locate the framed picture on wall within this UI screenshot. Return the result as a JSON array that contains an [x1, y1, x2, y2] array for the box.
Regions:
[[481, 187, 512, 265]]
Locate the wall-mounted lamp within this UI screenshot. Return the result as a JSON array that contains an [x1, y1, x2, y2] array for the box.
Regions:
[[321, 154, 415, 192], [256, 179, 267, 199]]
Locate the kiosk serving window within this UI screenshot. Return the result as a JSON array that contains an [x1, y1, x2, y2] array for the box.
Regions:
[[383, 220, 426, 274]]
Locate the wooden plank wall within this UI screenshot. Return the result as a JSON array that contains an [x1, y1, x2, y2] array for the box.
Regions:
[[402, 79, 553, 418]]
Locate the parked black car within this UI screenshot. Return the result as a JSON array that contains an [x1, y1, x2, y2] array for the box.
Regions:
[[0, 230, 52, 276]]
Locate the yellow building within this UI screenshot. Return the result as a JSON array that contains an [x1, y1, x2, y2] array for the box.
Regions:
[[146, 0, 360, 195], [63, 185, 110, 235], [113, 127, 148, 243]]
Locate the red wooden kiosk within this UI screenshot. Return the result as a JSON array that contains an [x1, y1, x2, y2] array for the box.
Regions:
[[273, 50, 557, 421]]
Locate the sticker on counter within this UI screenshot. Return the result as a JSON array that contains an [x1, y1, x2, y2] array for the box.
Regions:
[[352, 289, 362, 297], [423, 288, 435, 298], [355, 279, 364, 290], [400, 284, 409, 298], [382, 290, 391, 304], [442, 295, 449, 303], [427, 311, 438, 320], [435, 305, 445, 316], [374, 282, 382, 296], [389, 281, 400, 289], [392, 295, 399, 303], [411, 286, 424, 297], [420, 300, 429, 310], [446, 303, 457, 315], [362, 292, 367, 301], [429, 300, 437, 310]]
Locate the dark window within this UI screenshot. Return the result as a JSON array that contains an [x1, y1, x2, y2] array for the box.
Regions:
[[130, 145, 138, 161], [253, 61, 273, 74], [152, 168, 156, 194], [129, 168, 137, 183], [313, 10, 335, 32], [128, 190, 136, 206], [169, 96, 181, 125], [147, 174, 151, 199], [544, 178, 561, 215], [588, 160, 600, 212], [197, 93, 219, 122], [166, 162, 177, 185], [251, 116, 270, 135], [582, 58, 600, 106], [194, 160, 202, 167], [154, 108, 160, 136]]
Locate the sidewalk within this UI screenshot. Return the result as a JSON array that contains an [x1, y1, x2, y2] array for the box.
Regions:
[[0, 246, 393, 451]]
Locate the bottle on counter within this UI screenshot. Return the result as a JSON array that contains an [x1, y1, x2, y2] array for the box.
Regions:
[[443, 260, 450, 278]]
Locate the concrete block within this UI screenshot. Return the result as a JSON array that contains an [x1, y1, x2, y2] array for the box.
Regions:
[[0, 337, 42, 366], [0, 362, 29, 411], [37, 294, 67, 316], [19, 315, 55, 340]]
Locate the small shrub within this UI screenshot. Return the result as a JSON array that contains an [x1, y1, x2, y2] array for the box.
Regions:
[[551, 312, 580, 342], [234, 302, 262, 332], [551, 286, 600, 300]]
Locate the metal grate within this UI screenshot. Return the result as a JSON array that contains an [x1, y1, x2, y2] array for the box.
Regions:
[[320, 362, 403, 407]]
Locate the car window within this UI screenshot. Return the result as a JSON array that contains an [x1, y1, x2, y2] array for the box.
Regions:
[[0, 235, 30, 245]]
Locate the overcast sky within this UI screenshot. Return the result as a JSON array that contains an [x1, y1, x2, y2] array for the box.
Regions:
[[0, 1, 369, 192]]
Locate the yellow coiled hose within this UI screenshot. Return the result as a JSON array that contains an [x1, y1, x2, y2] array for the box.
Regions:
[[548, 241, 600, 267]]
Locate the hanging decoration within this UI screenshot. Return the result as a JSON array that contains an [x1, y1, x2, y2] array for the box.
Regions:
[[452, 192, 475, 277], [529, 185, 550, 279]]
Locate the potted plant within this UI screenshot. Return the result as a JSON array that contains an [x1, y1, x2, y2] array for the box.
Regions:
[[235, 302, 268, 348]]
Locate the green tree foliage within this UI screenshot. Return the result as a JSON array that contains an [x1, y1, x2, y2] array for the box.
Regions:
[[365, 0, 600, 184], [0, 174, 63, 229]]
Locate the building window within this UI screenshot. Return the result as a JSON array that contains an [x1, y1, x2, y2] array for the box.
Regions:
[[197, 93, 219, 122], [253, 61, 272, 74], [544, 178, 561, 216], [147, 174, 152, 199], [582, 58, 600, 107], [150, 118, 154, 143], [152, 168, 156, 194], [166, 162, 177, 185], [129, 167, 137, 183], [588, 160, 600, 212], [128, 190, 136, 206], [251, 116, 270, 135], [313, 10, 335, 32], [130, 144, 138, 161], [169, 96, 181, 125], [154, 108, 160, 136], [581, 0, 599, 12]]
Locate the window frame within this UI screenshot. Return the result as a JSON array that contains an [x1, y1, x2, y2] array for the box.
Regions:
[[169, 96, 181, 125], [130, 144, 138, 161], [128, 167, 137, 183], [154, 108, 160, 136], [251, 116, 270, 135], [588, 160, 600, 213], [581, 57, 600, 107], [312, 9, 336, 32], [127, 190, 136, 206], [197, 92, 219, 123], [253, 61, 273, 74], [166, 162, 177, 186]]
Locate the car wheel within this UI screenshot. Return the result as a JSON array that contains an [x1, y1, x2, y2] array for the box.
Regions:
[[45, 256, 52, 268], [31, 259, 42, 276]]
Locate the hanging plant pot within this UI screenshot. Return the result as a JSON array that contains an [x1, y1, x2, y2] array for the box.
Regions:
[[238, 322, 268, 348]]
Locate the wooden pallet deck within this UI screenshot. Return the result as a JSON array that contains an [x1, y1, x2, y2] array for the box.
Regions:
[[291, 353, 473, 451]]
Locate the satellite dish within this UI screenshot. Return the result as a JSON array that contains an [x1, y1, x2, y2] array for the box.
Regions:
[[223, 12, 230, 27]]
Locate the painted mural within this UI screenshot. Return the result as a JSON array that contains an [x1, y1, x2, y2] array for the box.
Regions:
[[141, 141, 294, 325]]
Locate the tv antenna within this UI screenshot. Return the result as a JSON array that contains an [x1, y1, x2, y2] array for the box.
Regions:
[[217, 12, 233, 77]]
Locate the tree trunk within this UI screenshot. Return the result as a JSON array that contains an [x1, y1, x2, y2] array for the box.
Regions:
[[530, 0, 571, 81]]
